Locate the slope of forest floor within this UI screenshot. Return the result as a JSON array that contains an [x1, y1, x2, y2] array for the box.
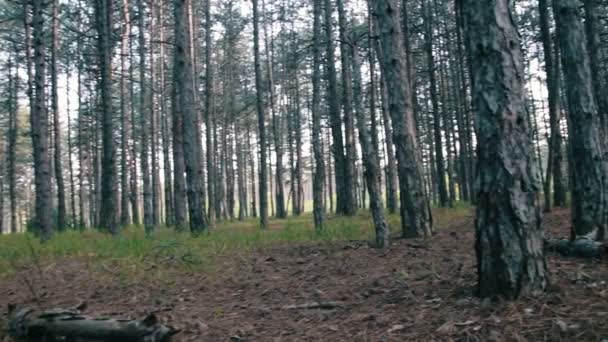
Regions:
[[1, 208, 607, 341]]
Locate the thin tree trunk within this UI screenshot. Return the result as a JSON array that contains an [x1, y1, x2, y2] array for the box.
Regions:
[[353, 37, 389, 247], [204, 0, 215, 227], [312, 0, 325, 230], [253, 0, 269, 229], [31, 0, 54, 240], [424, 0, 448, 207], [120, 0, 132, 226], [51, 0, 67, 230], [7, 49, 19, 233], [463, 0, 547, 299], [138, 0, 154, 233]]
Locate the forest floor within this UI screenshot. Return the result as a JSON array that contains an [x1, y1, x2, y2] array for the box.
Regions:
[[1, 207, 607, 341]]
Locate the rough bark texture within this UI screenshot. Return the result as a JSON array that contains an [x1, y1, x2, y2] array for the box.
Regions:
[[9, 308, 176, 342], [311, 0, 325, 231], [253, 0, 269, 229], [174, 0, 208, 234], [554, 0, 607, 241], [583, 0, 608, 135], [353, 41, 389, 248], [462, 0, 548, 299], [31, 0, 54, 240], [373, 0, 433, 238]]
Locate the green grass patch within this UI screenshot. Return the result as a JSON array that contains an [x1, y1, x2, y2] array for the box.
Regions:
[[0, 204, 473, 279]]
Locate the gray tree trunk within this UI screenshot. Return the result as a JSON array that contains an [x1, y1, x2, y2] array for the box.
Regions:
[[31, 0, 54, 240], [373, 0, 433, 238], [353, 39, 389, 248], [174, 0, 208, 234], [554, 0, 608, 241], [462, 0, 548, 298], [120, 0, 132, 226], [51, 0, 67, 230], [96, 0, 119, 234], [423, 0, 448, 207], [138, 0, 154, 234], [311, 0, 325, 231], [7, 49, 19, 233], [337, 0, 358, 217], [253, 0, 269, 229], [204, 0, 215, 228], [583, 0, 608, 135]]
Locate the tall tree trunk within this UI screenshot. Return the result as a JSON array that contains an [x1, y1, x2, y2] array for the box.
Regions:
[[66, 67, 77, 227], [253, 0, 269, 229], [583, 0, 608, 134], [51, 0, 67, 230], [120, 0, 132, 226], [174, 0, 208, 234], [554, 0, 607, 241], [311, 0, 325, 230], [159, 0, 174, 226], [324, 0, 349, 216], [247, 124, 257, 218], [138, 0, 154, 233], [150, 1, 161, 226], [31, 0, 54, 240], [462, 0, 547, 298], [337, 0, 358, 216], [128, 12, 140, 226], [373, 0, 433, 238], [7, 49, 19, 233], [353, 39, 389, 247], [204, 0, 215, 228], [424, 1, 448, 207], [96, 0, 119, 234], [539, 0, 562, 213]]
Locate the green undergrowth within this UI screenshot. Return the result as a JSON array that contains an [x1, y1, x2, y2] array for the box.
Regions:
[[0, 204, 473, 279]]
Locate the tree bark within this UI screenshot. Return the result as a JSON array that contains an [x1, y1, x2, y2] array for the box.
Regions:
[[353, 39, 389, 248], [204, 0, 215, 227], [7, 49, 19, 233], [424, 0, 448, 207], [8, 308, 176, 342], [31, 0, 54, 240], [51, 0, 67, 230], [174, 0, 208, 234], [554, 0, 607, 241], [311, 0, 325, 230], [337, 0, 358, 217], [120, 0, 132, 226], [583, 0, 608, 135], [462, 0, 548, 299], [373, 0, 433, 238], [253, 0, 269, 229]]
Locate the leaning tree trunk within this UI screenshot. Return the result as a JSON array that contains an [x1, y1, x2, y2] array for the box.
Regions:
[[462, 0, 548, 299], [554, 0, 607, 241], [353, 40, 389, 248], [373, 0, 433, 238], [31, 0, 54, 240]]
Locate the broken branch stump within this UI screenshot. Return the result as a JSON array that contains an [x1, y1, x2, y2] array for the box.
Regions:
[[8, 307, 177, 342]]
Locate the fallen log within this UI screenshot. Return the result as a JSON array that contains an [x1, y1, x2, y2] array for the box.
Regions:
[[8, 307, 177, 342], [544, 238, 606, 258], [280, 301, 344, 310]]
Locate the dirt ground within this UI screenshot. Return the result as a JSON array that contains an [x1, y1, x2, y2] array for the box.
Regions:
[[1, 208, 608, 341]]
